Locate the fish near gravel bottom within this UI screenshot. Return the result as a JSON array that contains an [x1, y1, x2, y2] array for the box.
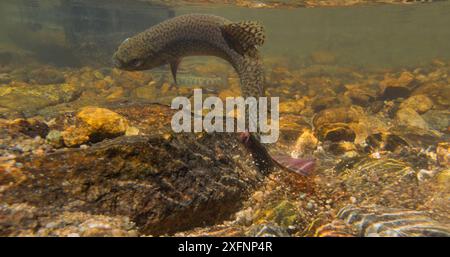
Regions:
[[113, 14, 315, 176]]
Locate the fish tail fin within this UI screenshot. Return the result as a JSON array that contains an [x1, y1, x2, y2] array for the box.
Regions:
[[271, 155, 316, 176], [221, 21, 265, 56]]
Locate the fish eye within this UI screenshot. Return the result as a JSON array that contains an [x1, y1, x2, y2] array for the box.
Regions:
[[129, 58, 143, 68]]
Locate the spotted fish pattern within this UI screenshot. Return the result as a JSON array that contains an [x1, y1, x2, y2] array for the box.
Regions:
[[113, 14, 265, 99]]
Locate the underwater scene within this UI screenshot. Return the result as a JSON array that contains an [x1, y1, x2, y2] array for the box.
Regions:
[[0, 0, 449, 237]]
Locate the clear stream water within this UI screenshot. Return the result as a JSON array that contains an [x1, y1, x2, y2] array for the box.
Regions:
[[1, 0, 450, 68], [0, 1, 449, 237]]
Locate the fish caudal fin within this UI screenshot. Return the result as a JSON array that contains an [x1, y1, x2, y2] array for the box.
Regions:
[[221, 21, 265, 56], [272, 155, 315, 176]]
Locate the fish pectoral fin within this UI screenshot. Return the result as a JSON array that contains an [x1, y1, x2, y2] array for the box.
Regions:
[[169, 58, 181, 85], [221, 21, 265, 56]]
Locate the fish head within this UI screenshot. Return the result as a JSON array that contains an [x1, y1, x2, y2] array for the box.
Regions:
[[112, 37, 165, 71]]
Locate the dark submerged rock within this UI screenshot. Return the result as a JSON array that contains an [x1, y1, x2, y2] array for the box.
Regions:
[[0, 132, 263, 236]]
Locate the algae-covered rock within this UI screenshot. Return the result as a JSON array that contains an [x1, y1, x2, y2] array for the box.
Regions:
[[254, 200, 299, 228], [0, 132, 262, 236], [45, 130, 64, 148], [131, 83, 159, 101], [0, 83, 80, 115], [395, 107, 429, 130], [422, 110, 450, 132], [246, 223, 290, 237], [27, 67, 66, 85]]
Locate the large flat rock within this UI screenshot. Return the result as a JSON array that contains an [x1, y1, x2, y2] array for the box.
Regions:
[[0, 131, 263, 235]]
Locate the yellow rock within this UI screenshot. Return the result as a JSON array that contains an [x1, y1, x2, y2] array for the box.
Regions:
[[313, 106, 364, 128], [279, 99, 305, 114], [395, 107, 429, 130], [132, 84, 159, 101], [76, 106, 129, 136], [380, 71, 414, 89], [400, 94, 433, 114], [437, 142, 449, 168], [62, 126, 90, 147], [93, 71, 104, 80], [106, 86, 125, 101], [329, 141, 357, 155], [160, 83, 171, 94], [316, 123, 356, 142], [292, 129, 318, 157], [255, 200, 298, 227], [103, 76, 114, 84], [94, 80, 109, 90], [125, 126, 140, 136], [436, 169, 450, 190]]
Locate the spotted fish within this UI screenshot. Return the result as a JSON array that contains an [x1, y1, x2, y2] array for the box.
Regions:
[[113, 14, 314, 176], [113, 14, 264, 98]]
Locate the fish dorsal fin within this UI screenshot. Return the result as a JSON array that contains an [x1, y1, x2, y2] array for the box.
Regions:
[[221, 21, 265, 56]]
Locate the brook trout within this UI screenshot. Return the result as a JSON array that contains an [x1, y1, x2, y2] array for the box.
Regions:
[[113, 14, 314, 176]]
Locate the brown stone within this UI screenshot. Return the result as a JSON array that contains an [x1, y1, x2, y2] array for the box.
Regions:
[[316, 123, 356, 142], [399, 94, 433, 114], [395, 107, 429, 130], [0, 132, 262, 236], [437, 142, 450, 168]]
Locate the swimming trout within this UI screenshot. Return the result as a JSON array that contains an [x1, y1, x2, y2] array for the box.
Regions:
[[113, 14, 314, 176]]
